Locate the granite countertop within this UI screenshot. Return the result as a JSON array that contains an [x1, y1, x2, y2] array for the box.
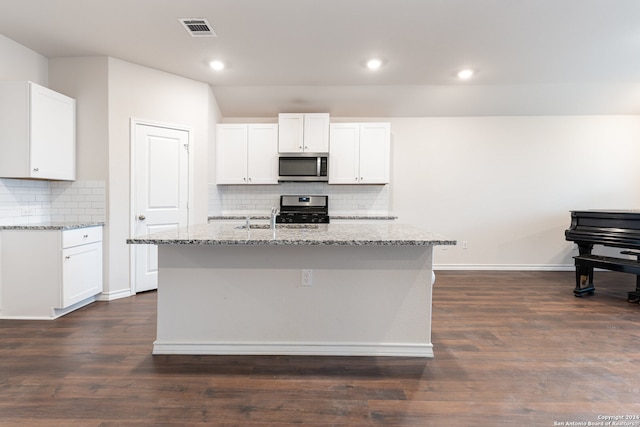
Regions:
[[0, 222, 104, 231], [208, 215, 398, 221], [127, 222, 456, 247], [331, 215, 398, 220]]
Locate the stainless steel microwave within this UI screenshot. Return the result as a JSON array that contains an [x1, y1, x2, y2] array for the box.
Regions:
[[278, 154, 328, 182]]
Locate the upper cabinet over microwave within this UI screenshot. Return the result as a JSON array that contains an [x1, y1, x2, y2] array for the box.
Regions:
[[278, 113, 330, 153], [0, 81, 76, 181]]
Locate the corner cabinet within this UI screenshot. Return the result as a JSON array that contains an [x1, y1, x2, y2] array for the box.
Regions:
[[0, 81, 76, 181], [0, 226, 103, 319], [216, 124, 278, 185], [329, 122, 390, 184], [278, 113, 330, 153]]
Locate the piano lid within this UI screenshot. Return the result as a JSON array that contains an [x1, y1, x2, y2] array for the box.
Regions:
[[565, 210, 640, 250]]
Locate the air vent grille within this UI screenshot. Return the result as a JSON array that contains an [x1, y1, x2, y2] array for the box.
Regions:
[[179, 18, 217, 37]]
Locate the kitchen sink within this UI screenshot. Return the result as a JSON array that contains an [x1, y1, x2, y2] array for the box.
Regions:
[[235, 224, 320, 230]]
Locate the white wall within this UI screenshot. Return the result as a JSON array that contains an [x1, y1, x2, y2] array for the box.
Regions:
[[49, 57, 109, 180], [41, 55, 219, 298], [0, 34, 48, 85], [106, 57, 216, 297], [0, 35, 50, 224], [388, 116, 640, 269]]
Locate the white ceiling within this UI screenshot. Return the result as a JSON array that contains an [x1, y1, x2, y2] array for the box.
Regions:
[[1, 0, 640, 117]]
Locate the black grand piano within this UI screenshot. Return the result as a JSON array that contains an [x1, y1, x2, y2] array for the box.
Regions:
[[565, 210, 640, 301]]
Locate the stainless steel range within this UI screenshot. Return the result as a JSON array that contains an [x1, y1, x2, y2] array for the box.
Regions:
[[275, 195, 330, 224]]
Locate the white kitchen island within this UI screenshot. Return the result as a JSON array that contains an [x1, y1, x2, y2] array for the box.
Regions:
[[127, 222, 455, 358]]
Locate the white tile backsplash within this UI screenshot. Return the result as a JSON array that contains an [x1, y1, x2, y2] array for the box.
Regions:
[[209, 182, 390, 216], [0, 178, 105, 225]]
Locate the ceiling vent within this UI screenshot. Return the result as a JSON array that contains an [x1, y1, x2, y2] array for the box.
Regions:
[[179, 18, 217, 37]]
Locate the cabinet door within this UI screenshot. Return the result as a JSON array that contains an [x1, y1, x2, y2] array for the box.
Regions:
[[329, 123, 360, 184], [247, 124, 278, 184], [278, 113, 304, 153], [303, 113, 330, 152], [216, 124, 249, 184], [61, 242, 102, 308], [359, 123, 390, 184], [30, 83, 76, 180]]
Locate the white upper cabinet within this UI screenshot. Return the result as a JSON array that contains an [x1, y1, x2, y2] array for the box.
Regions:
[[0, 81, 76, 181], [329, 122, 390, 185], [358, 123, 391, 184], [216, 124, 278, 185], [247, 124, 279, 184], [278, 113, 329, 153], [216, 124, 248, 185], [328, 123, 360, 184]]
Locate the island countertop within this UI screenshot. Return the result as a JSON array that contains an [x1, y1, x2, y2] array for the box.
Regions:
[[127, 222, 456, 247]]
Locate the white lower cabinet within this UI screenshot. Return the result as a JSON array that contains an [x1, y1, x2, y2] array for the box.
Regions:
[[0, 226, 103, 319]]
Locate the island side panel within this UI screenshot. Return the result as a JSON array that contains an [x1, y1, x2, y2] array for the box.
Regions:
[[154, 244, 434, 357]]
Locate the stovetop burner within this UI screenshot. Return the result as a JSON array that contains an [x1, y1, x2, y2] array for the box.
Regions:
[[275, 195, 329, 224]]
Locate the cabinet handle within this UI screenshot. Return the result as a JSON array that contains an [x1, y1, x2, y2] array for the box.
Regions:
[[33, 168, 39, 172], [248, 177, 252, 182], [65, 255, 71, 260], [138, 215, 146, 220], [83, 234, 89, 238]]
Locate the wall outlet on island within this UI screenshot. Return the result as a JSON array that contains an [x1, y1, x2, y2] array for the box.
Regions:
[[21, 208, 34, 216], [301, 269, 313, 287]]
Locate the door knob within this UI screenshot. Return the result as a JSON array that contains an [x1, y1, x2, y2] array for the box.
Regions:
[[138, 215, 146, 220]]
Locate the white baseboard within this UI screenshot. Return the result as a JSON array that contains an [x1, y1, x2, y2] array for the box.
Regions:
[[96, 288, 133, 301], [0, 296, 96, 320], [434, 264, 576, 271], [152, 341, 434, 358]]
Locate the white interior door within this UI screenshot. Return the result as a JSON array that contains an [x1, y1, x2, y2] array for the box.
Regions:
[[133, 122, 189, 293]]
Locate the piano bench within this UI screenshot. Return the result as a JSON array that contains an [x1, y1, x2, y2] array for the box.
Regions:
[[573, 254, 640, 301]]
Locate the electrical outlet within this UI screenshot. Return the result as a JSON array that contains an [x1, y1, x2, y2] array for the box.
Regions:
[[21, 208, 34, 216], [462, 241, 469, 249], [301, 269, 313, 287]]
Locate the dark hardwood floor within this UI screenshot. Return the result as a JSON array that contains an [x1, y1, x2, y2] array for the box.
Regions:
[[1, 271, 639, 426]]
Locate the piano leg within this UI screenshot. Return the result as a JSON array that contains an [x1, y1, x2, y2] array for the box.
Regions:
[[628, 277, 640, 303], [574, 265, 595, 297], [623, 251, 640, 303], [574, 243, 595, 297]]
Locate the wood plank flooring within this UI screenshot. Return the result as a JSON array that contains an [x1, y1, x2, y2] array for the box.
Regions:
[[1, 271, 639, 426]]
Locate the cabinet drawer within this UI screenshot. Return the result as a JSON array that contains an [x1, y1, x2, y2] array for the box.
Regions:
[[62, 226, 102, 248]]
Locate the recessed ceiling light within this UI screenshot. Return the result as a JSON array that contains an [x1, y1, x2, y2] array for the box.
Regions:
[[209, 60, 225, 71], [366, 58, 383, 70], [457, 69, 474, 79]]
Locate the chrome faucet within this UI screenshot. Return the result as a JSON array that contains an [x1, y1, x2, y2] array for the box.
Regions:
[[270, 206, 278, 230]]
